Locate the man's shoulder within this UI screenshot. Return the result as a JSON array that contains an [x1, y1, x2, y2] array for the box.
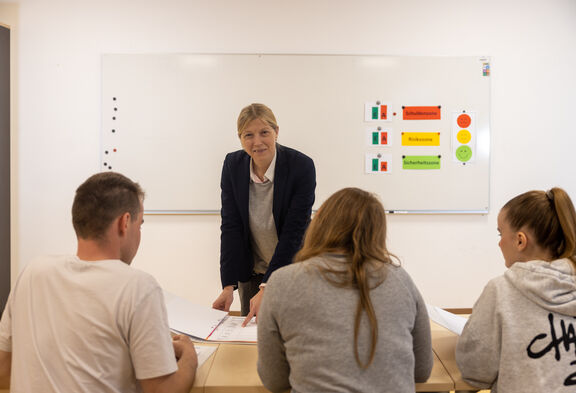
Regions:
[[24, 254, 74, 272], [106, 263, 160, 289], [25, 255, 159, 289], [86, 262, 163, 307]]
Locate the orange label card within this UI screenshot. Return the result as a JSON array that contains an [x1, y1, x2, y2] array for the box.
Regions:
[[380, 105, 388, 120], [402, 106, 441, 120]]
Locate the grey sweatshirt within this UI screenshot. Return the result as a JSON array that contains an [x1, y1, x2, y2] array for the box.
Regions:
[[456, 258, 576, 393], [257, 255, 433, 393]]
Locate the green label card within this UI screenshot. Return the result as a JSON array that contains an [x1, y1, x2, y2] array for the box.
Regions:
[[402, 155, 441, 170]]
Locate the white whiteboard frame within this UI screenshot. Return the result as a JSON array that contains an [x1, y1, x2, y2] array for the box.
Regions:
[[101, 54, 491, 214]]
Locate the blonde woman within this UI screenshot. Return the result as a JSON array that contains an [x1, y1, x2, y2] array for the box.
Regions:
[[212, 104, 316, 325], [257, 188, 433, 392], [457, 187, 576, 392]]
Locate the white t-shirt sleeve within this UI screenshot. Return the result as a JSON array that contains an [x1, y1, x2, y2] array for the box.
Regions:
[[129, 286, 178, 380]]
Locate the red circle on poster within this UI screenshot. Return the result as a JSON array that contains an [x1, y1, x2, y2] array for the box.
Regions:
[[457, 114, 471, 128]]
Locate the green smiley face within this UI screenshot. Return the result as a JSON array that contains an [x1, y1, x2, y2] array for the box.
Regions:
[[455, 145, 472, 162]]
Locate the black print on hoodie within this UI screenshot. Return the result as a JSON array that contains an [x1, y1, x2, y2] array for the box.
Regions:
[[527, 313, 576, 386]]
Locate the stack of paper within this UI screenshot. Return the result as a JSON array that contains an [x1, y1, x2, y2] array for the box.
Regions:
[[164, 291, 257, 343]]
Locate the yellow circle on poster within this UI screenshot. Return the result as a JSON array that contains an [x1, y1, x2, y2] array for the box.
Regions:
[[457, 129, 472, 144]]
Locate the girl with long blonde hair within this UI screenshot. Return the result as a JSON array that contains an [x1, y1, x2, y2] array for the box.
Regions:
[[257, 188, 433, 393]]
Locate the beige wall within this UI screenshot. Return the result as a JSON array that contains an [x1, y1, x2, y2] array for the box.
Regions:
[[7, 0, 576, 309]]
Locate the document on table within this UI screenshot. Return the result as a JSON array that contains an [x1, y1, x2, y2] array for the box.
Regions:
[[207, 316, 257, 343], [164, 291, 228, 340], [426, 304, 468, 335], [164, 291, 257, 343]]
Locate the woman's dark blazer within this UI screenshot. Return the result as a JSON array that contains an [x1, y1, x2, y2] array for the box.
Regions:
[[219, 144, 316, 288]]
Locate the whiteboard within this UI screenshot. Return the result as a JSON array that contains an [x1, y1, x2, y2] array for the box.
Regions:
[[101, 54, 490, 214]]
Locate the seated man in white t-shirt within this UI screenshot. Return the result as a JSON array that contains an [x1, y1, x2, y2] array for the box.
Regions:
[[0, 172, 197, 393]]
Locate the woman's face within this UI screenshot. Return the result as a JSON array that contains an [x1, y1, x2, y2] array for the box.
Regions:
[[239, 118, 278, 166]]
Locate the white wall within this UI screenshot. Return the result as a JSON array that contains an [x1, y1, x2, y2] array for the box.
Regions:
[[2, 0, 576, 308]]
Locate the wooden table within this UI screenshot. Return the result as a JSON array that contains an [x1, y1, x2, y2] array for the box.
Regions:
[[203, 344, 275, 393], [195, 334, 457, 393], [430, 320, 481, 393], [190, 343, 219, 393], [0, 321, 484, 393]]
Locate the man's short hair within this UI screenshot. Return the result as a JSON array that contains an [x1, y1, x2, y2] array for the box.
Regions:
[[72, 172, 145, 239]]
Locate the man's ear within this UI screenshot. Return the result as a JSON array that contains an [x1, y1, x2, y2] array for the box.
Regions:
[[516, 231, 528, 251], [117, 212, 131, 236]]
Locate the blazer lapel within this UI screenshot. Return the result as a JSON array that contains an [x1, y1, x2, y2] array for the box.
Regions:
[[273, 144, 286, 232], [238, 153, 251, 231]]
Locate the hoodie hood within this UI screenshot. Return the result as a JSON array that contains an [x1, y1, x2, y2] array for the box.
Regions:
[[505, 258, 576, 316]]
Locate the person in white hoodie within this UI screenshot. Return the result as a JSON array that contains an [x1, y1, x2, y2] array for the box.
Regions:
[[456, 187, 576, 393]]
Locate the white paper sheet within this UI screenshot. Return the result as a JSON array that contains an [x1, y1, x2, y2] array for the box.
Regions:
[[164, 291, 257, 343], [207, 316, 257, 343], [164, 291, 228, 340], [195, 345, 217, 369], [426, 304, 468, 335]]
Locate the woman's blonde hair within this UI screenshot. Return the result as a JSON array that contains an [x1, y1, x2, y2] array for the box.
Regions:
[[295, 187, 397, 368], [502, 187, 576, 264], [237, 103, 278, 137]]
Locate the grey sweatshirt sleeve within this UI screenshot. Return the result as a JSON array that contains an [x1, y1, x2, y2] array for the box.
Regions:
[[411, 285, 434, 382], [456, 280, 501, 389], [257, 272, 291, 392]]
